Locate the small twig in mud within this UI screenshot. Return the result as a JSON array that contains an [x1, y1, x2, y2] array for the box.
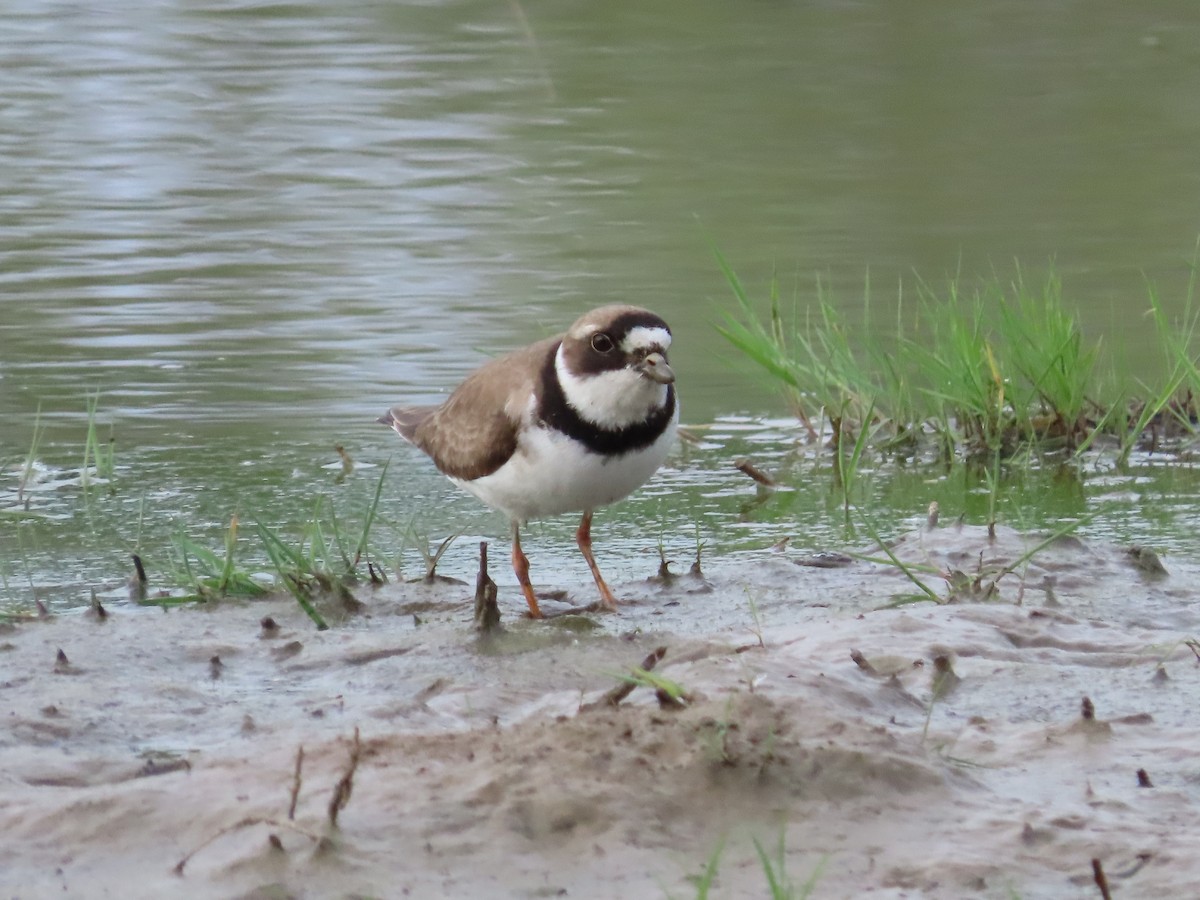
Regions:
[[327, 728, 362, 828], [930, 655, 961, 699], [653, 538, 675, 584], [1092, 857, 1113, 900], [585, 646, 667, 710], [474, 542, 501, 633], [850, 649, 878, 675], [334, 443, 354, 475], [130, 553, 148, 601], [1184, 639, 1200, 663], [920, 655, 960, 744], [1125, 545, 1167, 577], [1081, 696, 1096, 721], [173, 816, 318, 876], [288, 746, 304, 820], [419, 533, 460, 583], [734, 457, 778, 487], [743, 589, 766, 651], [690, 518, 705, 577]]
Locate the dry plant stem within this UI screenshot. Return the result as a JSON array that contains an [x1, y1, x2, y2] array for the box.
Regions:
[[1092, 858, 1112, 900], [327, 728, 362, 827], [130, 554, 148, 602], [734, 458, 778, 487], [288, 746, 304, 820], [850, 649, 878, 675], [474, 541, 501, 632], [173, 817, 319, 876], [422, 534, 456, 581]]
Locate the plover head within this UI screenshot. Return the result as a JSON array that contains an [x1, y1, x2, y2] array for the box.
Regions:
[[554, 305, 675, 431]]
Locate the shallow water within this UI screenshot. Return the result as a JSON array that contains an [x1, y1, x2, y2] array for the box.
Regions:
[[6, 413, 1200, 614], [5, 2, 1200, 607]]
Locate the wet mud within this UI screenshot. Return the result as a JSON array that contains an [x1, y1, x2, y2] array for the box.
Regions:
[[2, 524, 1199, 898]]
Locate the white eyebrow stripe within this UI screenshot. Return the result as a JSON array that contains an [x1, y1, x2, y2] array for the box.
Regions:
[[620, 326, 672, 353]]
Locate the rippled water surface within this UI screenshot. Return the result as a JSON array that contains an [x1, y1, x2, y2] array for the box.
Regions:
[[5, 1, 1200, 607]]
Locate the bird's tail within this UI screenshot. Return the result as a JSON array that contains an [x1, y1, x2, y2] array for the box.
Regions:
[[377, 405, 436, 443]]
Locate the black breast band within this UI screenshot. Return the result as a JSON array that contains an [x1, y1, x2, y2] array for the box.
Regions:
[[537, 344, 675, 456]]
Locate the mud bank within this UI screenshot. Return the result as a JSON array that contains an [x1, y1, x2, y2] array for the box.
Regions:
[[2, 525, 1199, 898]]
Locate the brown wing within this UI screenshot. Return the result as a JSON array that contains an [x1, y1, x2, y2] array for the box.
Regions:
[[384, 336, 559, 482]]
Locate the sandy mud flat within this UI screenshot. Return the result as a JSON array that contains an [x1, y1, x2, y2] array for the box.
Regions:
[[2, 524, 1199, 898]]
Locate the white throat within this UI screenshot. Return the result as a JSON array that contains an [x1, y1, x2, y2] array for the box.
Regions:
[[554, 346, 671, 430]]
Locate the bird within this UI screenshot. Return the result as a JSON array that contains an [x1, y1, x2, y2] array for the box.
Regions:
[[378, 305, 678, 619]]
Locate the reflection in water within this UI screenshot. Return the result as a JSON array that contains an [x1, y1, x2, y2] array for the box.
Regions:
[[3, 2, 1200, 605]]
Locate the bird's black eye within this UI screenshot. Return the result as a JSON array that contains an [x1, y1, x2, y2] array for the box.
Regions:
[[590, 332, 615, 354]]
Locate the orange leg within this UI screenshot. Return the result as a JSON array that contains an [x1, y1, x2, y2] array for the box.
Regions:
[[510, 521, 543, 619], [576, 510, 618, 611]]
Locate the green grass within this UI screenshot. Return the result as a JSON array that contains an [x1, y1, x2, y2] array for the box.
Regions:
[[255, 519, 331, 630], [670, 829, 826, 900], [81, 392, 116, 492], [853, 506, 1099, 608], [611, 666, 690, 703], [718, 255, 1200, 464], [687, 835, 725, 899], [17, 403, 46, 505], [133, 462, 392, 630], [170, 514, 270, 601], [252, 465, 391, 628], [4, 405, 396, 622], [667, 827, 826, 900], [752, 829, 827, 900]]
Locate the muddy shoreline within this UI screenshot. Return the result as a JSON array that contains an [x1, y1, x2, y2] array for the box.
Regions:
[[3, 525, 1199, 898]]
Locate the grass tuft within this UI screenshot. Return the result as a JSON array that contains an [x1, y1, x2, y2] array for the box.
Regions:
[[717, 254, 1200, 463], [170, 514, 269, 600]]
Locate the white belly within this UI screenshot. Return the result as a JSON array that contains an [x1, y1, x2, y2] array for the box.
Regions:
[[452, 413, 677, 523]]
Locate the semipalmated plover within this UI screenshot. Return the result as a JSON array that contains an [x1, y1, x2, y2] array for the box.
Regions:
[[379, 305, 678, 618]]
